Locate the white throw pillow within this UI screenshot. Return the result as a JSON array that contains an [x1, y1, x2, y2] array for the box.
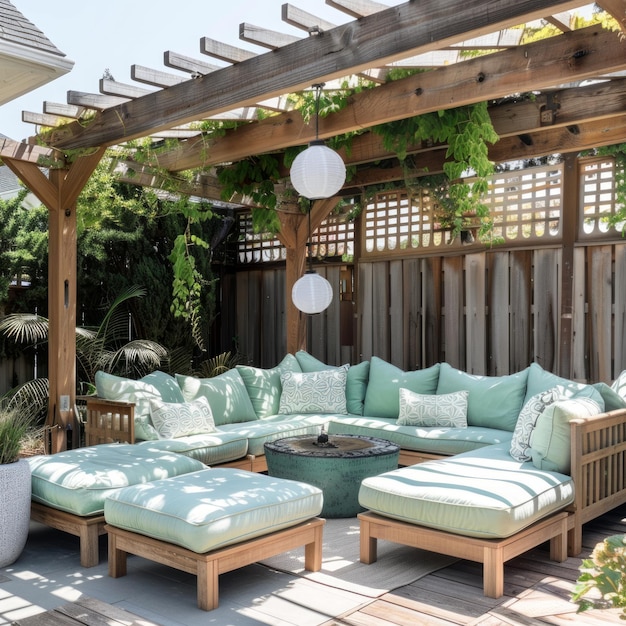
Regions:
[[396, 388, 468, 427], [149, 397, 216, 439], [278, 369, 347, 414], [509, 386, 563, 461]]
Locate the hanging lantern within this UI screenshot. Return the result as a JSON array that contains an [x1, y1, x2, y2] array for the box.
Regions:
[[290, 140, 346, 200], [292, 270, 333, 315]]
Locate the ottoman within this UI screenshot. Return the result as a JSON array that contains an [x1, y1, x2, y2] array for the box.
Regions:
[[357, 443, 573, 597], [104, 468, 325, 610], [28, 443, 206, 567]]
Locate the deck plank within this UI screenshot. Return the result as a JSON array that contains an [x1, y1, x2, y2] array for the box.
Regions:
[[325, 504, 626, 625]]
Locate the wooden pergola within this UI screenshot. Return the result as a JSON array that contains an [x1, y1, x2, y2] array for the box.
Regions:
[[1, 0, 626, 452]]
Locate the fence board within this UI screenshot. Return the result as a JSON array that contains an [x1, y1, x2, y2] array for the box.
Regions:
[[403, 258, 422, 370], [615, 246, 626, 379], [571, 247, 587, 382], [358, 262, 374, 361], [488, 252, 511, 375], [390, 260, 404, 367], [587, 246, 613, 383], [465, 253, 486, 374], [422, 257, 442, 366], [509, 250, 532, 373], [372, 262, 390, 362], [533, 249, 560, 373], [442, 257, 464, 370]]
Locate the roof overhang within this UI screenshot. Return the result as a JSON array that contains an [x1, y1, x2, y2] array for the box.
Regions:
[[0, 39, 73, 107]]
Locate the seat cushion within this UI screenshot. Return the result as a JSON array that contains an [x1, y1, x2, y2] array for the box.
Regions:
[[328, 415, 511, 456], [104, 468, 323, 553], [358, 443, 574, 539], [219, 415, 327, 456], [28, 443, 205, 516], [135, 431, 249, 466]]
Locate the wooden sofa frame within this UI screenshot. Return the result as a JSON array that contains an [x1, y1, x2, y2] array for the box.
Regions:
[[63, 400, 626, 571], [357, 408, 626, 597], [106, 518, 324, 611]]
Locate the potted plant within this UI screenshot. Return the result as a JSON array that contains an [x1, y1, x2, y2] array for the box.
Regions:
[[0, 408, 35, 567]]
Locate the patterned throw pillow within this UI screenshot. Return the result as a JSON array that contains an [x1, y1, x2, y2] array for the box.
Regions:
[[278, 369, 347, 414], [396, 388, 469, 427], [509, 386, 563, 461], [149, 397, 216, 439]]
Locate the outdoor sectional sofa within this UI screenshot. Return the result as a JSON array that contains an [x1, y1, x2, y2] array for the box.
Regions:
[[29, 351, 626, 596]]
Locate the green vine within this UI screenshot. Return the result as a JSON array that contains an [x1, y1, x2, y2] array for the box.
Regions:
[[372, 101, 498, 239], [168, 199, 215, 349]]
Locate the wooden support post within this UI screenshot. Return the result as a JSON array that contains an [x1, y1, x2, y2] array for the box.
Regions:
[[559, 152, 578, 379], [3, 150, 105, 453], [277, 197, 341, 355]]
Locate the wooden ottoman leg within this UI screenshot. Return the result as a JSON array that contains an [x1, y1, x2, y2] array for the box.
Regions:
[[483, 546, 505, 599], [79, 523, 101, 568], [358, 513, 378, 564], [197, 559, 218, 611], [304, 519, 324, 571], [108, 531, 127, 578]]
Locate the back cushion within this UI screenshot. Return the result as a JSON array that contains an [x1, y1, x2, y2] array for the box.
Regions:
[[294, 350, 369, 415], [95, 370, 184, 440], [363, 357, 440, 419], [530, 397, 603, 474], [436, 362, 528, 431], [236, 354, 302, 418], [524, 362, 604, 407], [176, 369, 258, 426]]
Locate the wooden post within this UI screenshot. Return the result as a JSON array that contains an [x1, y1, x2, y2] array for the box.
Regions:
[[277, 198, 341, 354], [559, 152, 578, 379], [3, 150, 105, 452]]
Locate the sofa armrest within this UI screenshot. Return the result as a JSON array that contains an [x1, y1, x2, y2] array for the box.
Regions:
[[84, 397, 135, 445], [568, 407, 626, 554]]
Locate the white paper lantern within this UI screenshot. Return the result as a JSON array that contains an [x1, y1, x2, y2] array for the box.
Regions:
[[290, 140, 346, 199], [292, 271, 333, 314]]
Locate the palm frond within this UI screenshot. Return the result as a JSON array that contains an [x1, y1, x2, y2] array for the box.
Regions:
[[0, 313, 49, 345], [1, 378, 49, 425]]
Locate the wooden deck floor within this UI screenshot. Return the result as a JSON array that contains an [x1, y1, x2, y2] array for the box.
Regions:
[[325, 504, 626, 625]]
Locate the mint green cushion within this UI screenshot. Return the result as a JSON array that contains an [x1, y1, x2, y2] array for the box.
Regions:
[[530, 397, 603, 474], [236, 354, 301, 418], [593, 382, 626, 411], [104, 468, 323, 553], [363, 357, 440, 418], [436, 363, 528, 431], [220, 414, 326, 456], [294, 350, 332, 372], [95, 370, 185, 441], [328, 416, 510, 456], [28, 443, 205, 516], [358, 443, 574, 539], [136, 433, 249, 466], [346, 361, 370, 415], [294, 351, 369, 415], [176, 369, 258, 426], [523, 363, 604, 407]]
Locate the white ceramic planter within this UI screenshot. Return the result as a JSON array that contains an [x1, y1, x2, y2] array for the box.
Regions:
[[0, 459, 31, 567]]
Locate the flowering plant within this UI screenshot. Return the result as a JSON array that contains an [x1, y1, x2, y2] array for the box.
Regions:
[[572, 534, 626, 618]]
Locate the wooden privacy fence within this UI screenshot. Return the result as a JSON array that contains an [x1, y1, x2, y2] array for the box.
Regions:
[[233, 156, 626, 384]]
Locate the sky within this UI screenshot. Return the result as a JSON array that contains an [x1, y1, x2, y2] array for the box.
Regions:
[[2, 0, 361, 141]]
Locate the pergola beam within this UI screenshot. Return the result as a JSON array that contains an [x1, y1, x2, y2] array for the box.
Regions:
[[44, 0, 590, 150], [152, 24, 626, 173]]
